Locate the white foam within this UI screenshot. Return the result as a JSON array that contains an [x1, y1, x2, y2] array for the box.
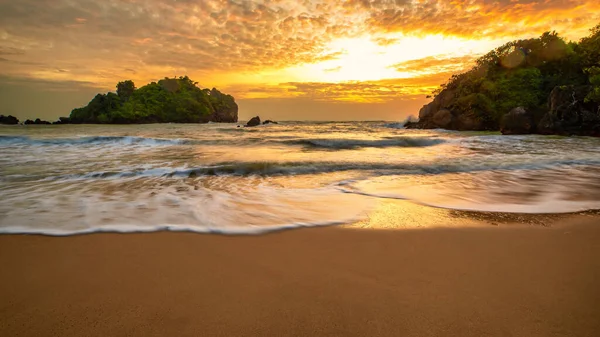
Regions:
[[0, 180, 375, 236], [0, 220, 352, 236], [339, 173, 600, 214]]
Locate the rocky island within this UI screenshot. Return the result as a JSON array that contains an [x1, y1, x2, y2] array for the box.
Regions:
[[0, 115, 20, 125], [67, 76, 238, 124], [406, 24, 600, 136]]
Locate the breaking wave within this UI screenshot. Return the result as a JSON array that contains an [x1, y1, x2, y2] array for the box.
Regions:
[[17, 158, 599, 182], [0, 135, 445, 149], [0, 135, 193, 146], [283, 137, 445, 149]]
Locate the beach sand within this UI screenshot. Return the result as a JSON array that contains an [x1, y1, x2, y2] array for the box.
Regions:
[[1, 201, 600, 337]]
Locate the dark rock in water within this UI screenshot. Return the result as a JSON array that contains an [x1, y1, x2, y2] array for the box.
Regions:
[[263, 120, 278, 125], [501, 107, 534, 135], [246, 116, 261, 127], [404, 121, 417, 129], [538, 85, 600, 136], [0, 115, 19, 125], [24, 118, 51, 125], [418, 89, 457, 128], [53, 117, 71, 125]]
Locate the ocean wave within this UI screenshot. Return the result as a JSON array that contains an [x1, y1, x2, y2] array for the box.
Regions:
[[382, 116, 418, 129], [0, 183, 373, 236], [44, 162, 387, 180], [283, 137, 445, 149], [0, 135, 193, 146], [22, 158, 600, 183], [0, 134, 447, 150], [382, 122, 405, 129]]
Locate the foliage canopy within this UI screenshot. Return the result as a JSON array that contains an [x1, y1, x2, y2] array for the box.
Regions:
[[69, 76, 236, 124], [430, 23, 600, 129]]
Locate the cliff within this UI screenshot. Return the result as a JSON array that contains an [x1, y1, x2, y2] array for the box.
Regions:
[[406, 24, 600, 136], [407, 85, 600, 136]]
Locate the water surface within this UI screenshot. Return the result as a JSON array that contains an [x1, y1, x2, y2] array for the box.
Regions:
[[1, 122, 599, 235]]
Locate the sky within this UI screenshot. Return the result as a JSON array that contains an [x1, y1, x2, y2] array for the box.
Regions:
[[1, 0, 599, 121]]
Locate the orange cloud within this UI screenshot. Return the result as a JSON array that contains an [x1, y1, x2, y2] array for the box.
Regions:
[[0, 0, 599, 119], [390, 55, 480, 75], [224, 74, 450, 103], [365, 0, 600, 40]]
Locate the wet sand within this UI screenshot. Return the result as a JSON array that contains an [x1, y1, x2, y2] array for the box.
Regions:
[[1, 204, 600, 337]]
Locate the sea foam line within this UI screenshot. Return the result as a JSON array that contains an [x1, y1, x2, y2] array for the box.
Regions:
[[0, 219, 356, 237]]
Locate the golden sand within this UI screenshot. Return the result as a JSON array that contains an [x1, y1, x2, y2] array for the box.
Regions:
[[1, 202, 599, 336]]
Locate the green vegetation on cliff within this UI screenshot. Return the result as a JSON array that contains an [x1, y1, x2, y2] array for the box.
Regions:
[[70, 76, 238, 124], [416, 23, 600, 134]]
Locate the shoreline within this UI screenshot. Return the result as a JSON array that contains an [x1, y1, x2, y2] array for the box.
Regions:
[[1, 200, 599, 236], [2, 204, 600, 336]]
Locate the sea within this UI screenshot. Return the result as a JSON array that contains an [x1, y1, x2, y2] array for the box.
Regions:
[[1, 121, 600, 235]]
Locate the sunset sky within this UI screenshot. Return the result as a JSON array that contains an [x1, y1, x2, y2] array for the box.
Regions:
[[1, 0, 599, 121]]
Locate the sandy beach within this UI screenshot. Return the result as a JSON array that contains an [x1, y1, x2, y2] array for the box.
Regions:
[[1, 202, 600, 337]]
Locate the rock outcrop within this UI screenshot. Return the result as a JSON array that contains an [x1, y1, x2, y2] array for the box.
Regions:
[[52, 117, 71, 125], [246, 116, 261, 127], [537, 85, 600, 136], [409, 85, 600, 136], [406, 89, 485, 131], [263, 120, 278, 125], [407, 90, 456, 129], [431, 109, 452, 128], [500, 107, 535, 135], [0, 115, 19, 125], [202, 88, 238, 123], [24, 118, 51, 125]]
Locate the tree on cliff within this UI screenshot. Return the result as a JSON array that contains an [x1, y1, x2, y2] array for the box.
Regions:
[[578, 23, 600, 104], [68, 76, 238, 124], [116, 80, 136, 101]]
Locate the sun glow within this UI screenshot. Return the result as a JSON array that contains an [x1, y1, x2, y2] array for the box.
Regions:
[[287, 34, 510, 83], [213, 33, 515, 100]]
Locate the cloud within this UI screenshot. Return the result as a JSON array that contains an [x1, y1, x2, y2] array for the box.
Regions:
[[389, 54, 480, 75], [372, 37, 399, 46], [364, 0, 600, 39], [2, 0, 598, 87], [324, 66, 342, 73], [0, 0, 345, 87], [0, 0, 599, 120], [224, 74, 450, 103], [0, 74, 100, 92]]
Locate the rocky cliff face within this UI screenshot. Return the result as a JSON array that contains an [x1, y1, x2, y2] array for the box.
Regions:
[[405, 89, 485, 131], [202, 88, 238, 123], [537, 86, 600, 136], [408, 85, 600, 136], [500, 107, 535, 135]]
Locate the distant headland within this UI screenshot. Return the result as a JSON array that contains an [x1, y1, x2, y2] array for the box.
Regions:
[[406, 24, 600, 136], [0, 76, 238, 125]]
